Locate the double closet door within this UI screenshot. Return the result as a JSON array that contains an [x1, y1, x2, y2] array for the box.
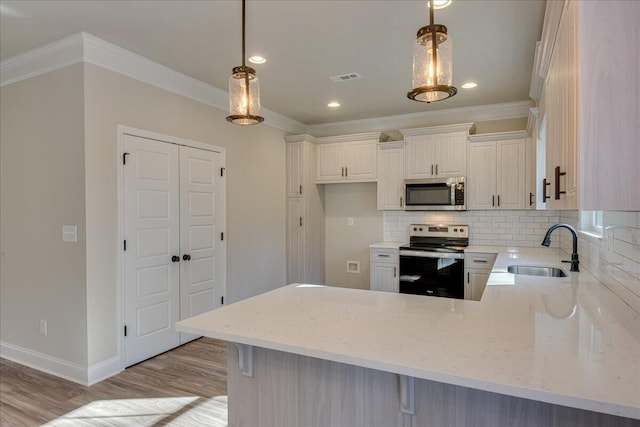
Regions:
[[123, 134, 225, 367]]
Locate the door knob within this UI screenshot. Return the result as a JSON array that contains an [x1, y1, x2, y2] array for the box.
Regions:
[[183, 254, 191, 261], [171, 256, 180, 262]]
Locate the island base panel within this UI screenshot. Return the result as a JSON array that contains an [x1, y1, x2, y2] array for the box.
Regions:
[[227, 345, 638, 427]]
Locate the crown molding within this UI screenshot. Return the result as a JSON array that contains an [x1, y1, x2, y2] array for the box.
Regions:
[[468, 130, 529, 143], [305, 100, 533, 137], [400, 123, 474, 137], [529, 0, 565, 101], [284, 134, 317, 144], [0, 32, 84, 87], [316, 132, 382, 144], [0, 32, 307, 134], [2, 32, 534, 137], [526, 107, 540, 136]]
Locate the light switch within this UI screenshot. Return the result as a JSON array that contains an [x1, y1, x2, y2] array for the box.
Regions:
[[62, 225, 77, 242], [347, 217, 354, 226]]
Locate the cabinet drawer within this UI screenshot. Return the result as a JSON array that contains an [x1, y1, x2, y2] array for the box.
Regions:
[[465, 252, 497, 270], [370, 248, 398, 264]]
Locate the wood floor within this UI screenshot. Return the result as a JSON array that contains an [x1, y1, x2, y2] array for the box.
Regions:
[[0, 338, 228, 426]]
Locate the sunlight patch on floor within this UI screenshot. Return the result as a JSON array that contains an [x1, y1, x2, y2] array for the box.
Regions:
[[43, 395, 228, 426]]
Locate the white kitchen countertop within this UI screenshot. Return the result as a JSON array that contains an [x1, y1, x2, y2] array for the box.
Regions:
[[369, 241, 405, 249], [176, 246, 640, 420]]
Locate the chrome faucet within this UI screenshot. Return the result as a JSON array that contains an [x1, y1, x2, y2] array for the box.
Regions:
[[541, 224, 580, 272]]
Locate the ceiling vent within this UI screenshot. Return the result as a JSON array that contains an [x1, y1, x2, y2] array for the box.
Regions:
[[329, 73, 362, 83]]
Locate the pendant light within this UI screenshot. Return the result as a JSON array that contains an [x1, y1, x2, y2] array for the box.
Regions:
[[226, 0, 264, 125], [407, 1, 457, 103]]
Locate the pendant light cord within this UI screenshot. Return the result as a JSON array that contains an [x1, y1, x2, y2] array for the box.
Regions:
[[242, 0, 250, 116], [430, 3, 438, 87], [242, 0, 246, 67]]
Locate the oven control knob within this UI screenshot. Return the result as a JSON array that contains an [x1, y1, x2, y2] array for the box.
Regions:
[[459, 228, 464, 232], [419, 227, 423, 231], [453, 228, 458, 232], [413, 227, 417, 231]]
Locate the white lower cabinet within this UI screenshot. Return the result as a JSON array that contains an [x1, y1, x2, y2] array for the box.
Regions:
[[464, 252, 497, 301], [370, 248, 399, 292]]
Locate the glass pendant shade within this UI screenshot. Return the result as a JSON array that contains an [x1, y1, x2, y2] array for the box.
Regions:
[[408, 24, 457, 103], [227, 65, 264, 125], [226, 0, 264, 125]]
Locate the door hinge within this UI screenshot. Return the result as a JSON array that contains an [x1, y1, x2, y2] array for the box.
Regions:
[[123, 152, 130, 165], [221, 232, 224, 241], [221, 296, 224, 305], [124, 325, 127, 337], [221, 167, 226, 177], [123, 240, 127, 251]]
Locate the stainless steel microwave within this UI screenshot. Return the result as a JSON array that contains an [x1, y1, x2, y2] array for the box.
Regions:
[[404, 177, 466, 211]]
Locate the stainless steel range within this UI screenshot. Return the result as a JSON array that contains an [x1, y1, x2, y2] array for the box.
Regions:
[[399, 224, 469, 299]]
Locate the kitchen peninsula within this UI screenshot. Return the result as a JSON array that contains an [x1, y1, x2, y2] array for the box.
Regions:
[[176, 248, 640, 427]]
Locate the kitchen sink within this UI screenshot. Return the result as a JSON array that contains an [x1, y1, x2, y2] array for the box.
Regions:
[[507, 265, 567, 277]]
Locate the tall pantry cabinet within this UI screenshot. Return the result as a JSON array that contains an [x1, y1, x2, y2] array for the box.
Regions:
[[537, 0, 639, 210], [285, 135, 325, 285]]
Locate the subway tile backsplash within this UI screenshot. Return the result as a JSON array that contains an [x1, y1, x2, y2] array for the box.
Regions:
[[383, 210, 560, 247], [559, 211, 640, 313]]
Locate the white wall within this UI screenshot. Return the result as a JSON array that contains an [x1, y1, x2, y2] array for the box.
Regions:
[[83, 63, 287, 365], [0, 64, 88, 366], [324, 183, 382, 289], [1, 61, 288, 378], [559, 211, 640, 313]]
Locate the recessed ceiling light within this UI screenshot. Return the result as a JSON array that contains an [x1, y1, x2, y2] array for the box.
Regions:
[[461, 82, 478, 89], [248, 56, 266, 64], [328, 102, 341, 108], [428, 0, 452, 10]]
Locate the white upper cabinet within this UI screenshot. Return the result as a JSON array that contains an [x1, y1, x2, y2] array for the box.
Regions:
[[286, 142, 304, 197], [377, 142, 405, 210], [401, 123, 473, 179], [315, 133, 380, 183], [535, 0, 638, 210], [467, 132, 527, 210]]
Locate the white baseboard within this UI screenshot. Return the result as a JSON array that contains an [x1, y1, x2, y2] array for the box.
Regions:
[[87, 355, 122, 385], [0, 340, 88, 385]]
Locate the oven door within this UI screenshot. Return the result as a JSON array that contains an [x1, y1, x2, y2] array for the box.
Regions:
[[399, 251, 465, 299]]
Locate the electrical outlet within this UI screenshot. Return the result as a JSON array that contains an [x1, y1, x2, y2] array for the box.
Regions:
[[347, 217, 354, 226], [39, 319, 47, 336]]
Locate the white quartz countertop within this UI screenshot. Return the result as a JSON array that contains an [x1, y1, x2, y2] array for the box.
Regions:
[[369, 241, 405, 249], [176, 247, 640, 420]]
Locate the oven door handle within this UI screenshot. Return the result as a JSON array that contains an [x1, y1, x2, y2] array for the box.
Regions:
[[399, 250, 464, 259]]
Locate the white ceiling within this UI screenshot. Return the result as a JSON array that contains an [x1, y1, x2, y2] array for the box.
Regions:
[[0, 0, 545, 126]]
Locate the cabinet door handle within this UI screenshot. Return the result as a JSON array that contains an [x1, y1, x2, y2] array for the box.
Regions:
[[182, 254, 191, 261], [171, 255, 180, 263], [394, 266, 397, 278], [345, 167, 348, 177], [543, 178, 551, 201], [554, 166, 566, 200], [400, 196, 403, 207], [431, 164, 434, 175], [529, 192, 534, 206], [472, 259, 488, 263], [435, 164, 438, 175], [467, 272, 470, 283], [492, 195, 495, 207], [378, 254, 391, 258], [497, 195, 500, 207], [341, 167, 344, 177], [299, 184, 302, 195], [300, 217, 303, 227]]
